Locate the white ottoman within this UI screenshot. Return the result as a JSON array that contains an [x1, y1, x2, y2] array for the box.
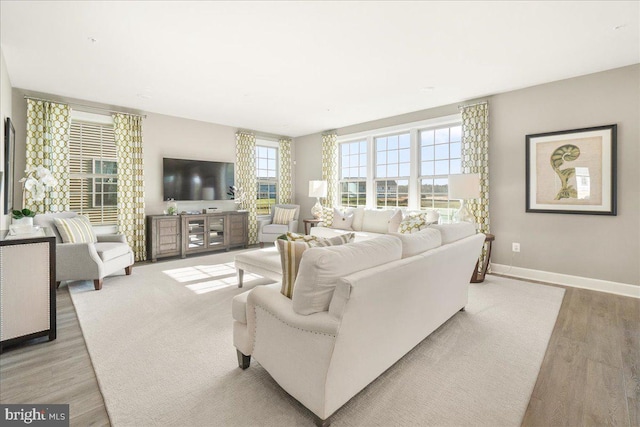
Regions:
[[234, 246, 282, 287]]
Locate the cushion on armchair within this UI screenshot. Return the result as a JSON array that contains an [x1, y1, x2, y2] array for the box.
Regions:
[[273, 207, 297, 225], [95, 242, 132, 262], [54, 215, 97, 243]]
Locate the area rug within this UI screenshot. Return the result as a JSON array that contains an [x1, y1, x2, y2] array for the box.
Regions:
[[69, 249, 565, 426]]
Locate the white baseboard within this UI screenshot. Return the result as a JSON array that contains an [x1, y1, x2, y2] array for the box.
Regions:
[[490, 264, 640, 299]]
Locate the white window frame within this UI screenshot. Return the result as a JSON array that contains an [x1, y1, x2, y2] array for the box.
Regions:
[[69, 111, 117, 226], [338, 139, 367, 208], [336, 114, 461, 211], [255, 138, 279, 215]]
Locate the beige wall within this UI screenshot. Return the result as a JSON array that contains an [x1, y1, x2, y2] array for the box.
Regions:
[[294, 64, 639, 286], [0, 49, 12, 230], [10, 89, 240, 218]]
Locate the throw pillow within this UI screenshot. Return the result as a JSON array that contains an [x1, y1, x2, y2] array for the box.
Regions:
[[331, 208, 354, 230], [398, 212, 437, 234], [277, 239, 320, 298], [54, 215, 97, 243], [387, 209, 403, 233], [273, 207, 296, 225]]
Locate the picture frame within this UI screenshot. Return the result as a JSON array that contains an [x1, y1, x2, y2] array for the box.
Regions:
[[526, 124, 616, 215], [4, 117, 15, 214]]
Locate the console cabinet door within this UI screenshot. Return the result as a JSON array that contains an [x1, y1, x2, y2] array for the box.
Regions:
[[148, 216, 181, 261], [228, 213, 248, 247]]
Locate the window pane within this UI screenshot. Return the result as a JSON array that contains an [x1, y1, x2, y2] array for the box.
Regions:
[[399, 149, 410, 162], [359, 166, 366, 178], [435, 144, 449, 160], [388, 135, 398, 150], [399, 163, 410, 177], [267, 159, 275, 170], [258, 158, 268, 169], [377, 165, 386, 178], [377, 151, 387, 164], [399, 133, 410, 149], [422, 161, 434, 175], [376, 138, 387, 151], [450, 159, 461, 174], [267, 148, 276, 159], [359, 140, 366, 152], [422, 146, 434, 161], [450, 142, 461, 158], [388, 150, 398, 164], [388, 164, 398, 177], [421, 130, 434, 146], [450, 126, 462, 142], [359, 153, 366, 165], [435, 160, 449, 175], [435, 128, 449, 144]]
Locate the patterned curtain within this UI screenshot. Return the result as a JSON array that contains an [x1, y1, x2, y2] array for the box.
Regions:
[[321, 132, 338, 208], [24, 99, 71, 213], [278, 137, 293, 204], [236, 131, 258, 245], [461, 102, 490, 234], [113, 114, 146, 262]]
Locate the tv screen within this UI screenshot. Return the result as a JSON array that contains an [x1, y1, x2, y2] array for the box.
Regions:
[[163, 158, 234, 201]]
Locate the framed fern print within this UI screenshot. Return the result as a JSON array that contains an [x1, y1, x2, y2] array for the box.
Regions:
[[526, 124, 617, 215]]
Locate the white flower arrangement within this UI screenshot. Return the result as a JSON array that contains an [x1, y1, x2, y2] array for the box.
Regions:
[[20, 165, 58, 203]]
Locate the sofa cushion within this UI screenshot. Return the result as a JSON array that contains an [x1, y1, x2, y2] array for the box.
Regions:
[[331, 208, 354, 230], [95, 242, 131, 262], [349, 207, 365, 231], [292, 235, 402, 315], [390, 228, 442, 258], [277, 233, 355, 298], [262, 223, 290, 235], [388, 209, 403, 233], [54, 215, 97, 243], [362, 209, 396, 234], [398, 212, 437, 234], [430, 222, 476, 244], [273, 206, 297, 225]]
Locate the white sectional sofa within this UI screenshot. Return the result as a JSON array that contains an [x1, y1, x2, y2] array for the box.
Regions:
[[310, 207, 439, 242], [232, 223, 484, 426]]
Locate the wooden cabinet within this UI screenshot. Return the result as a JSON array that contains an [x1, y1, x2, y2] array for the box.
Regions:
[[147, 216, 181, 262], [147, 211, 248, 261], [0, 228, 56, 352]]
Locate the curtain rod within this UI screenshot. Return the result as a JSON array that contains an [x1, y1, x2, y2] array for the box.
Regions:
[[458, 100, 489, 110], [23, 95, 147, 119]]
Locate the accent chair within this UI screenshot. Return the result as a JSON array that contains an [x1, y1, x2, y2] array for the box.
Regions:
[[257, 204, 300, 247]]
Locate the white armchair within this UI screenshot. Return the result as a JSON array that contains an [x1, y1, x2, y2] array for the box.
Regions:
[[258, 204, 300, 247], [34, 212, 134, 290]]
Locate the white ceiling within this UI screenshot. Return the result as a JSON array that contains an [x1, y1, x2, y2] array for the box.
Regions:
[[1, 1, 638, 137]]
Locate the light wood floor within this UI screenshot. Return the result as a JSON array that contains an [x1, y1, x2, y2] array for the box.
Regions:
[[1, 277, 638, 426]]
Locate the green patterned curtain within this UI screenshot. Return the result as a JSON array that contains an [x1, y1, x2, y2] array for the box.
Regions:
[[113, 114, 146, 262], [461, 102, 490, 234], [321, 132, 338, 208], [236, 131, 258, 245], [24, 99, 71, 213], [278, 137, 293, 204]]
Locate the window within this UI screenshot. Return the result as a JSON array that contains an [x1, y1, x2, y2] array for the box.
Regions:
[[69, 118, 118, 225], [256, 144, 278, 215], [336, 114, 462, 218], [339, 140, 367, 207], [375, 133, 410, 208], [419, 125, 462, 221]]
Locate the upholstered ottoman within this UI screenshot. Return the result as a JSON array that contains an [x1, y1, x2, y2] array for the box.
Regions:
[[234, 246, 282, 288]]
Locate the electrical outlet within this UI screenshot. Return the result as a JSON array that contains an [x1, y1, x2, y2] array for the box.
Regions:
[[512, 242, 521, 253]]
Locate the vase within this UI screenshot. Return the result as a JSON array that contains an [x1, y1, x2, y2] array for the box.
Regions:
[[13, 217, 34, 227]]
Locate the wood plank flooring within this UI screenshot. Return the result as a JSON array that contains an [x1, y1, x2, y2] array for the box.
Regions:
[[1, 277, 638, 426]]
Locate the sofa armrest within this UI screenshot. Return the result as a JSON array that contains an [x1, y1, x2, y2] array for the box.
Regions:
[[56, 242, 102, 279], [257, 217, 272, 233], [97, 234, 128, 244], [247, 286, 340, 338]]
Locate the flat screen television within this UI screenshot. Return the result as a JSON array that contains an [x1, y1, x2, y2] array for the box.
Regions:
[[163, 158, 234, 201]]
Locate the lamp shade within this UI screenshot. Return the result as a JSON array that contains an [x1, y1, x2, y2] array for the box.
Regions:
[[448, 174, 480, 199], [309, 180, 328, 198]]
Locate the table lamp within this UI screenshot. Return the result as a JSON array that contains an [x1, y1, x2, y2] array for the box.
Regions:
[[308, 180, 327, 219], [448, 173, 480, 224]]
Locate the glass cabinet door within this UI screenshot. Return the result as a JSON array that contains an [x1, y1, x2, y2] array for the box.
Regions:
[[208, 216, 225, 247], [187, 218, 205, 249]]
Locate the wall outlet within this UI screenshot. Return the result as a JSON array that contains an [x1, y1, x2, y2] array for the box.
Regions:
[[512, 242, 521, 253]]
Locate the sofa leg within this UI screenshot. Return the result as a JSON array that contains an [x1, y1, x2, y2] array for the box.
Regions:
[[125, 265, 133, 275], [313, 414, 331, 427], [56, 281, 61, 289], [460, 306, 466, 312], [94, 279, 103, 291], [260, 242, 264, 248], [238, 269, 244, 288], [237, 350, 251, 369]]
